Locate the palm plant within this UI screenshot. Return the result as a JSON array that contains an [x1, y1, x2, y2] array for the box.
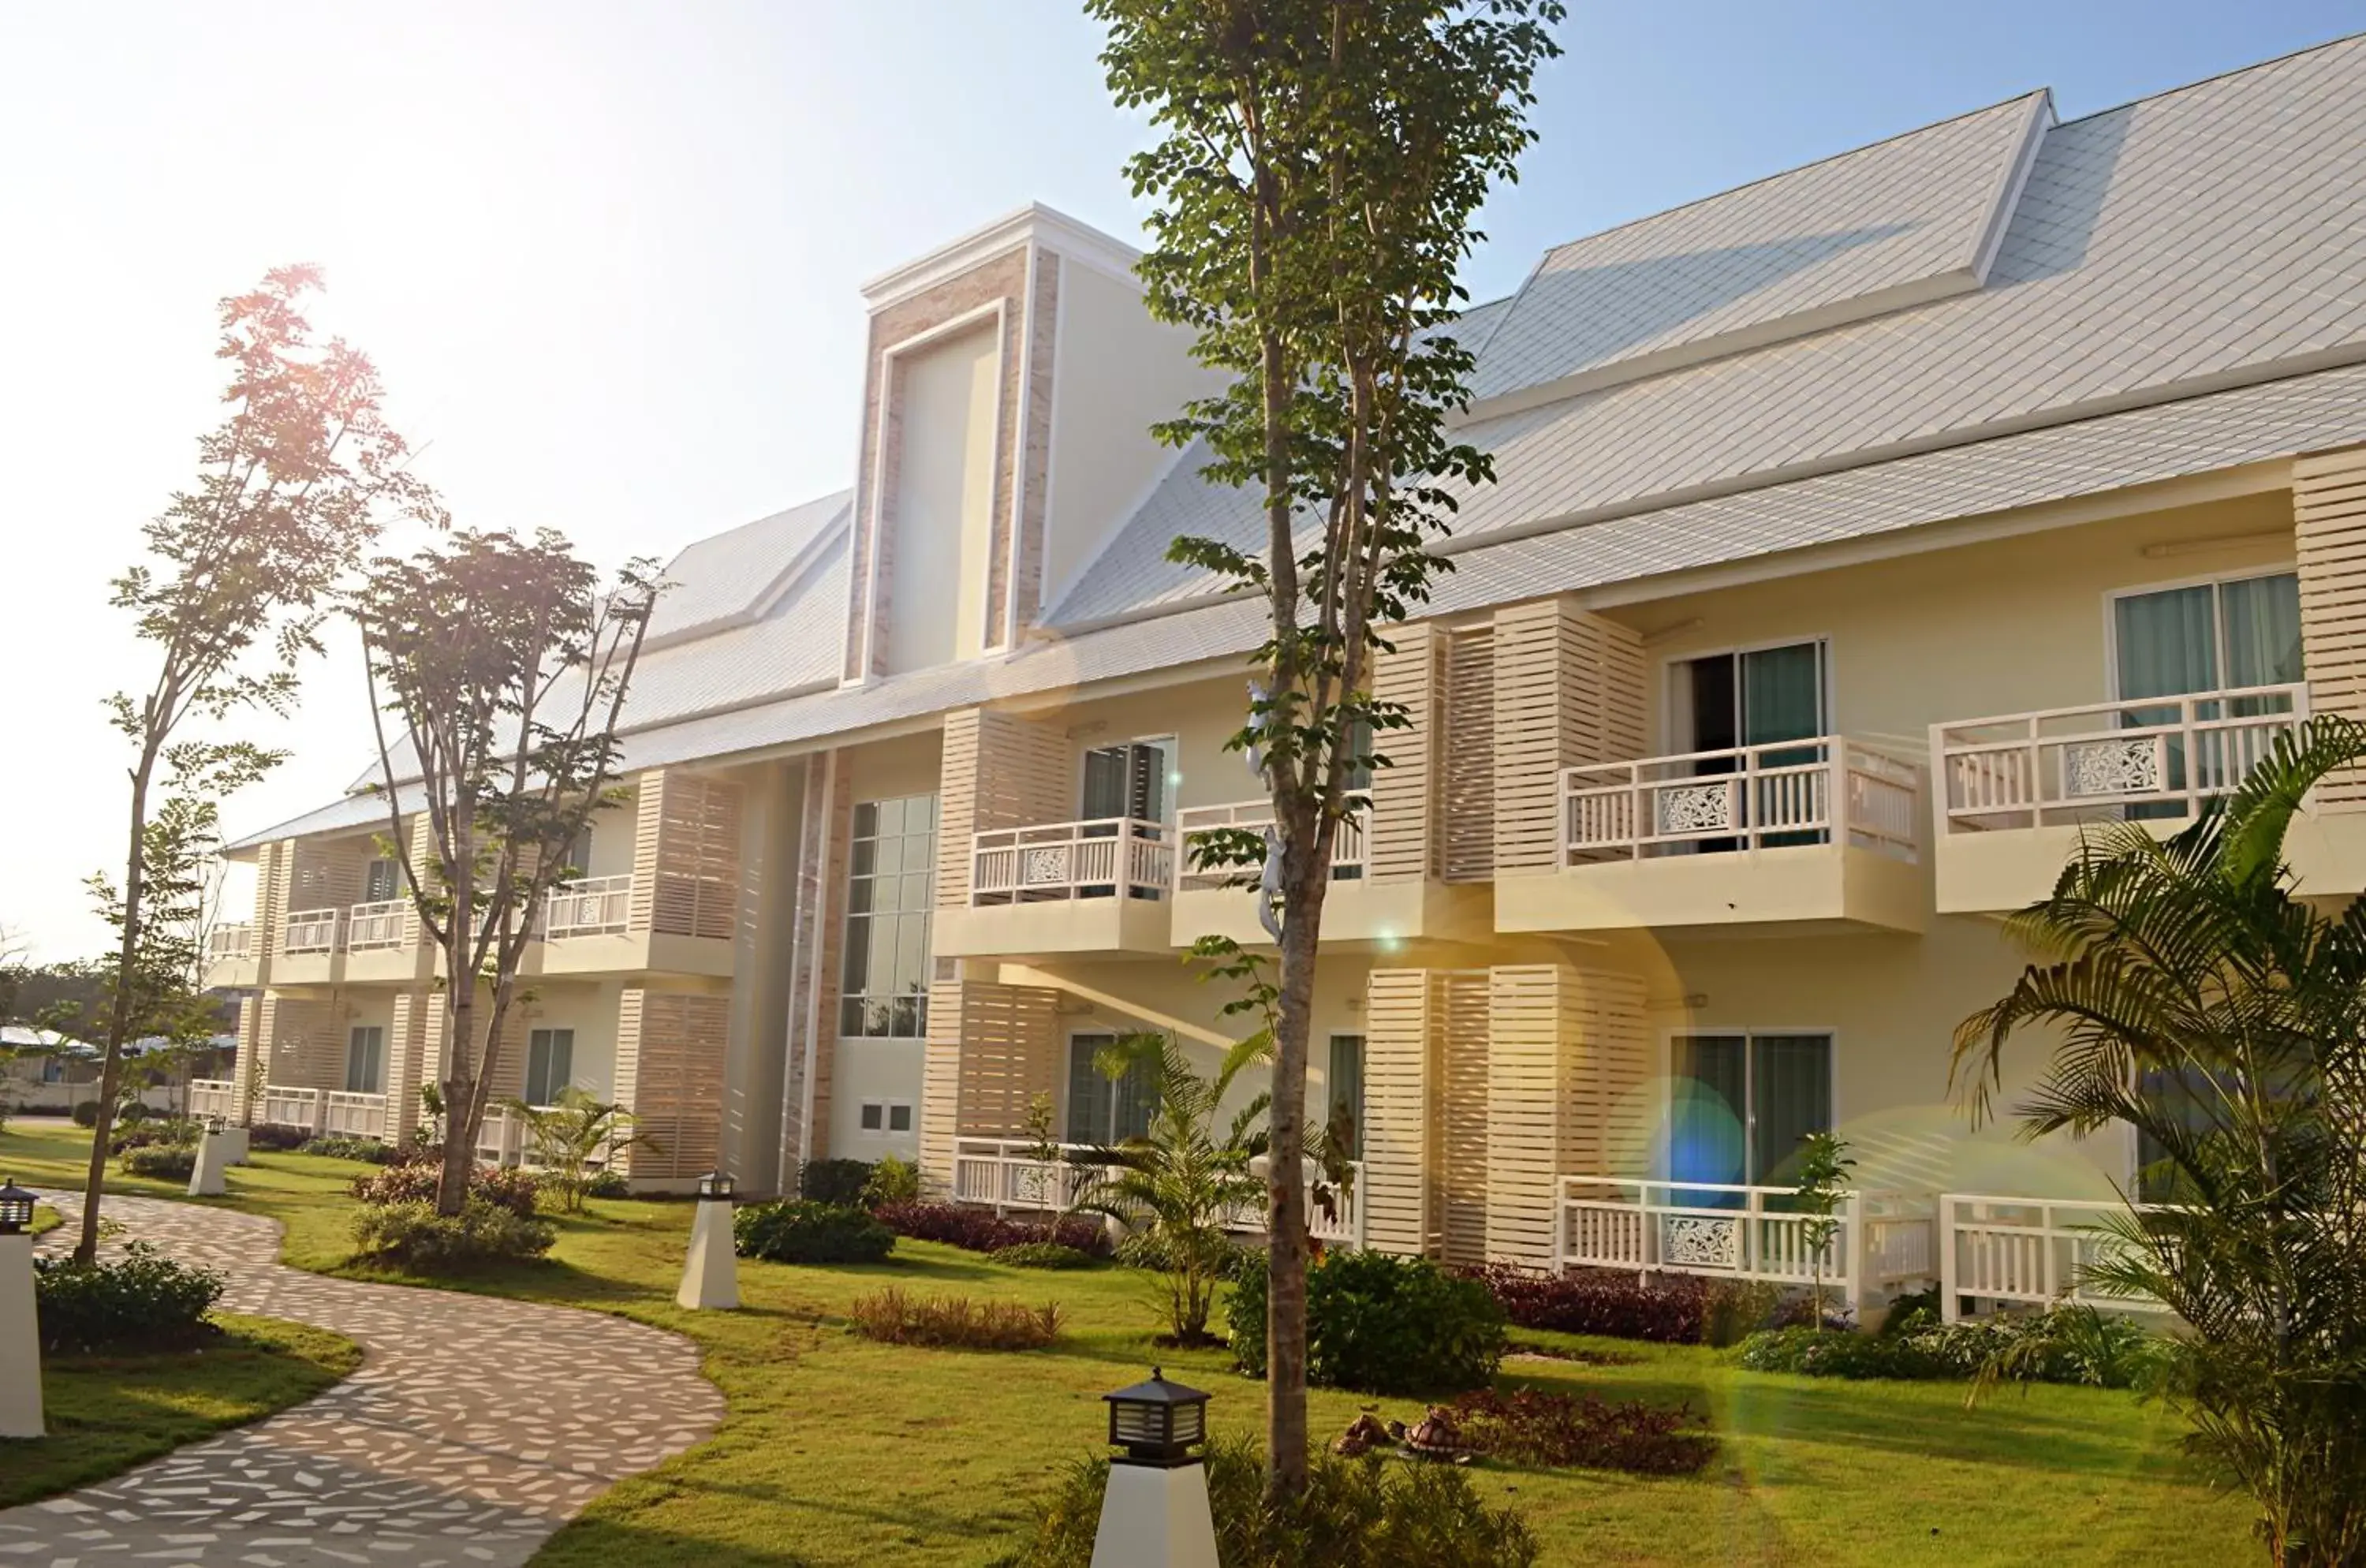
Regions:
[[1075, 1031, 1271, 1346], [500, 1087, 655, 1212], [1954, 717, 2366, 1566]]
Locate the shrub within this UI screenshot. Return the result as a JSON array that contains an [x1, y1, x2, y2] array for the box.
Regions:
[[114, 1099, 154, 1125], [118, 1143, 198, 1181], [734, 1200, 895, 1264], [71, 1099, 101, 1128], [1464, 1265, 1804, 1347], [246, 1122, 312, 1152], [993, 1241, 1099, 1270], [110, 1118, 201, 1155], [351, 1161, 541, 1219], [583, 1168, 631, 1199], [1446, 1387, 1719, 1475], [861, 1153, 921, 1208], [1114, 1225, 1253, 1281], [351, 1198, 556, 1271], [1737, 1304, 2166, 1388], [991, 1435, 1537, 1568], [298, 1134, 399, 1163], [1233, 1249, 1505, 1394], [797, 1157, 875, 1208], [873, 1201, 1109, 1257], [849, 1286, 1063, 1350], [1737, 1326, 1955, 1380], [34, 1241, 225, 1353]]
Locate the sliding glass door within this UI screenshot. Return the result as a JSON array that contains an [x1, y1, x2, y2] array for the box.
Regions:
[[1668, 1032, 1834, 1202], [2114, 572, 2301, 810], [1671, 642, 1827, 848]]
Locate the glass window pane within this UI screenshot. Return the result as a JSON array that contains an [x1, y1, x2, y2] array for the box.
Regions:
[[860, 1102, 883, 1130], [1749, 1034, 1832, 1185], [839, 996, 865, 1036], [1670, 1036, 1746, 1194], [1066, 1036, 1114, 1144], [853, 801, 879, 839], [1740, 643, 1823, 746], [888, 1103, 912, 1133], [841, 921, 874, 995], [2115, 585, 2221, 700], [2222, 573, 2303, 689], [1327, 1035, 1364, 1157], [850, 838, 877, 877]]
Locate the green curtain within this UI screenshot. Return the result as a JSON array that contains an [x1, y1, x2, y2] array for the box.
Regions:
[[1749, 1034, 1833, 1185], [1065, 1036, 1113, 1144], [346, 1027, 385, 1094], [1741, 643, 1823, 745], [1328, 1034, 1365, 1156], [2222, 573, 2302, 689], [2114, 584, 2219, 702]]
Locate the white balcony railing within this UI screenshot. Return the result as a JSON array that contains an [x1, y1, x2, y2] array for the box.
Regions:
[[1174, 801, 1368, 893], [971, 818, 1174, 905], [323, 1090, 388, 1138], [207, 924, 255, 961], [1933, 682, 2306, 834], [188, 1078, 237, 1120], [1937, 1193, 2172, 1321], [282, 908, 341, 956], [543, 874, 634, 939], [948, 1137, 1364, 1248], [1554, 1178, 1934, 1311], [345, 899, 409, 951], [1563, 737, 1920, 863], [259, 1084, 327, 1132]]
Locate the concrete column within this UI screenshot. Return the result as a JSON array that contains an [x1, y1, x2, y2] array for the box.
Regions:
[[675, 1190, 740, 1311], [0, 1231, 40, 1439], [188, 1126, 233, 1197], [1090, 1463, 1218, 1568]]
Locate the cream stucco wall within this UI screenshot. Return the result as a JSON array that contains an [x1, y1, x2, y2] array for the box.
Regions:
[[1041, 266, 1226, 607], [519, 980, 623, 1100], [886, 322, 1002, 674]]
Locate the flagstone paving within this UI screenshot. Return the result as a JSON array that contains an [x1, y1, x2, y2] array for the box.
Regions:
[[1, 1193, 723, 1566]]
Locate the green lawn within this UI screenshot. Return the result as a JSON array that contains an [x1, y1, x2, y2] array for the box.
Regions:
[[3, 1313, 360, 1509], [0, 1116, 2260, 1566]]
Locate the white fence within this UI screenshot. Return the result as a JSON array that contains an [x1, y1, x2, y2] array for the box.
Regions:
[[282, 908, 341, 955], [971, 818, 1175, 904], [323, 1091, 388, 1138], [188, 1078, 237, 1121], [1174, 801, 1368, 893], [1937, 1193, 2171, 1320], [258, 1084, 327, 1132], [207, 924, 254, 961], [1563, 737, 1920, 862], [544, 874, 634, 939], [345, 899, 409, 951], [1554, 1178, 1933, 1311], [948, 1137, 1365, 1248], [1934, 682, 2305, 833]]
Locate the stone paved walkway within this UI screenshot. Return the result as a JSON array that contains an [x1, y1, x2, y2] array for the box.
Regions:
[[0, 1193, 725, 1566]]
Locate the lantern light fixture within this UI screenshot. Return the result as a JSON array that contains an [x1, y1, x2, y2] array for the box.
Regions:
[[1102, 1367, 1211, 1469], [697, 1172, 734, 1202], [0, 1179, 35, 1236]]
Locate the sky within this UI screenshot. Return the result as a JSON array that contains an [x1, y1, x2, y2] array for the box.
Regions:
[[1, 0, 2357, 962]]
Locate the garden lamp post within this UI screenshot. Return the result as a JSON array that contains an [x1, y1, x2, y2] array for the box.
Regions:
[[676, 1171, 739, 1311], [188, 1118, 232, 1197], [1090, 1368, 1217, 1568], [0, 1178, 43, 1439]]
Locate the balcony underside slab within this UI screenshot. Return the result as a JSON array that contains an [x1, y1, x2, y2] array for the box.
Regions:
[[1170, 878, 1492, 950], [1495, 845, 1928, 935], [934, 897, 1176, 960], [1937, 808, 2366, 914]]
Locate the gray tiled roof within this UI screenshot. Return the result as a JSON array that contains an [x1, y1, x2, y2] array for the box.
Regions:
[[1050, 35, 2366, 625], [642, 490, 849, 648]]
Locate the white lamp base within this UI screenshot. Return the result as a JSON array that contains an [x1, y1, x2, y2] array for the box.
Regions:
[[1090, 1461, 1220, 1568], [188, 1129, 232, 1197], [676, 1199, 740, 1310], [217, 1126, 252, 1166], [0, 1232, 42, 1439]]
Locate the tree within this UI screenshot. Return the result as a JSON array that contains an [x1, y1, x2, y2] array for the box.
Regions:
[[1786, 1131, 1853, 1331], [1954, 719, 2366, 1566], [355, 529, 658, 1215], [1088, 0, 1562, 1494], [77, 267, 438, 1263], [1077, 1031, 1271, 1345], [501, 1087, 654, 1212]]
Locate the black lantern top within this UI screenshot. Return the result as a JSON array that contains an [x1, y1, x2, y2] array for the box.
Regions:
[[1102, 1367, 1210, 1468], [698, 1172, 733, 1201], [0, 1178, 35, 1235]]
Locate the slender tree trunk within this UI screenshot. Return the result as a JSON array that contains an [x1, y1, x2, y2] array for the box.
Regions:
[[437, 979, 476, 1216], [1264, 831, 1327, 1499], [78, 754, 155, 1263]]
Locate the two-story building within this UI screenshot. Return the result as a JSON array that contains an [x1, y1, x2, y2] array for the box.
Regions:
[[203, 35, 2366, 1312]]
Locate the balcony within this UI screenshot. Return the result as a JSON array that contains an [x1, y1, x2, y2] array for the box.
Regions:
[[273, 907, 345, 984], [344, 898, 431, 982], [1166, 801, 1490, 949], [531, 873, 733, 977], [949, 1137, 1364, 1248], [203, 923, 259, 988], [1928, 683, 2366, 911], [188, 1077, 238, 1122], [1494, 737, 1926, 935], [932, 818, 1178, 959], [1935, 1193, 2170, 1322], [1555, 1178, 1934, 1314]]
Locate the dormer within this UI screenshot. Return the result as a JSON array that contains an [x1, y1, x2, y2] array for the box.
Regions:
[[839, 203, 1220, 681]]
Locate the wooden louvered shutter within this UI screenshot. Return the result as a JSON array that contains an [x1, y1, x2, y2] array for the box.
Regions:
[[1492, 599, 1648, 874], [1368, 627, 1443, 883], [1363, 969, 1439, 1256], [647, 773, 743, 939], [618, 990, 730, 1179], [1442, 629, 1496, 883], [2297, 445, 2366, 810], [1435, 969, 1491, 1266]]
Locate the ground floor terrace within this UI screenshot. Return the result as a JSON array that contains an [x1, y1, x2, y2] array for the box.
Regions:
[[0, 1118, 2260, 1566]]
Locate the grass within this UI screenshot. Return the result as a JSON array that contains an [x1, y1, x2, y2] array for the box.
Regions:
[[29, 1202, 61, 1237], [0, 1115, 2261, 1566], [2, 1313, 360, 1509]]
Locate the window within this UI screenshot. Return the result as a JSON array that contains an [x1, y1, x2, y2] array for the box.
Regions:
[[362, 858, 401, 902], [2114, 571, 2302, 706], [839, 795, 939, 1038], [561, 827, 595, 880], [345, 1026, 386, 1094], [858, 1100, 914, 1135], [1668, 1032, 1832, 1193], [42, 1055, 64, 1085], [1327, 1034, 1364, 1158], [1080, 739, 1175, 825], [1065, 1033, 1157, 1145], [1669, 641, 1830, 849], [524, 1028, 575, 1106]]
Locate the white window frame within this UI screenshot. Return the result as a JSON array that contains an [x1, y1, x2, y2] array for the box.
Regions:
[[1657, 1025, 1841, 1186], [2101, 566, 2303, 700], [1657, 635, 1834, 756], [524, 1027, 576, 1107], [838, 793, 939, 1040]]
